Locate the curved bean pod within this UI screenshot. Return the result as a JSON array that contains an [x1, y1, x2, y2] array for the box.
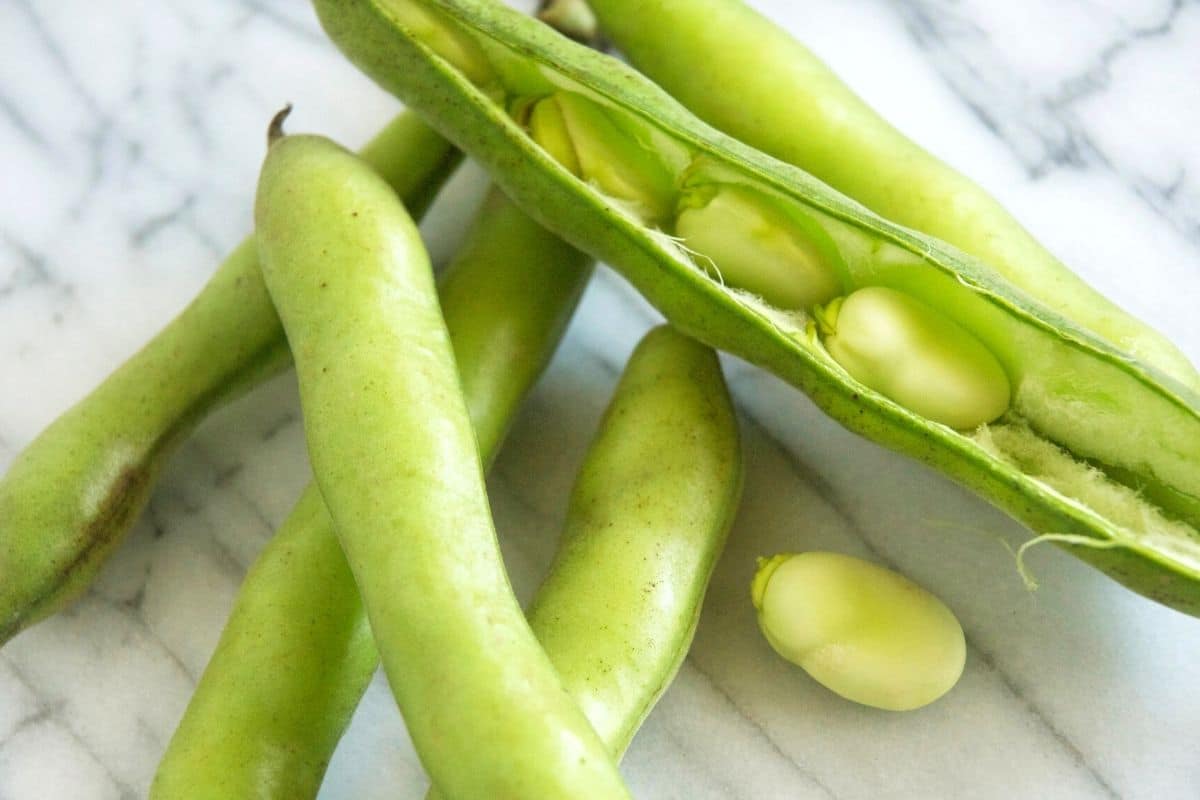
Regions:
[[152, 187, 592, 799], [426, 325, 742, 798], [312, 0, 1200, 614], [0, 112, 458, 646], [254, 128, 630, 800], [581, 0, 1198, 390], [521, 325, 740, 758]]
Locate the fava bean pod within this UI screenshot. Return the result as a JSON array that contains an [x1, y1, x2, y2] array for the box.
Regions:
[[313, 0, 1200, 614]]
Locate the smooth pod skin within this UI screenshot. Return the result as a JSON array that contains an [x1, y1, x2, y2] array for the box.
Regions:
[[254, 132, 630, 800], [751, 552, 966, 712], [581, 0, 1199, 391], [152, 187, 592, 799], [311, 0, 1200, 615], [821, 287, 1011, 430], [427, 326, 742, 798], [0, 112, 458, 646], [519, 326, 740, 756]]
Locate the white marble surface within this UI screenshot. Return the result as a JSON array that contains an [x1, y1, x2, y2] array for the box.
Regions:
[[2, 0, 1199, 798]]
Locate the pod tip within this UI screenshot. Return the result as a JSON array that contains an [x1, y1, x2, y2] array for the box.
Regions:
[[268, 104, 294, 146]]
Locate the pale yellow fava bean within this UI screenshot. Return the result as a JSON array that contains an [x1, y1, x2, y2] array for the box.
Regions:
[[751, 552, 966, 711], [819, 286, 1011, 430], [674, 183, 842, 310]]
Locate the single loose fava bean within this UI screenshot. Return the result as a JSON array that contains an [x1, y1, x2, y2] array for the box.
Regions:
[[152, 187, 593, 800], [254, 120, 630, 800], [0, 111, 457, 647], [313, 0, 1200, 615], [751, 552, 966, 711], [819, 286, 1011, 430], [675, 182, 841, 309]]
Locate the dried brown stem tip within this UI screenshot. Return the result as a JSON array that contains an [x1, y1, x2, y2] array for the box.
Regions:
[[267, 104, 294, 146]]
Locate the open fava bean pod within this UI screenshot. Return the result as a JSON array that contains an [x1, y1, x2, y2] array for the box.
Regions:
[[576, 0, 1200, 391], [312, 0, 1200, 615]]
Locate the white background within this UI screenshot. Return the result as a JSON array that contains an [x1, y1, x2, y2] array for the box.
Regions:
[[1, 1, 1198, 797]]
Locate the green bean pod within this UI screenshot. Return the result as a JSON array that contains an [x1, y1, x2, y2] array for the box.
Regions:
[[254, 127, 630, 799], [524, 325, 740, 757], [152, 187, 592, 799], [312, 0, 1200, 614], [580, 0, 1199, 391], [427, 325, 741, 797], [0, 113, 458, 646]]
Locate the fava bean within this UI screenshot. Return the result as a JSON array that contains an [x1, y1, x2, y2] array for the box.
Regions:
[[818, 287, 1011, 430], [675, 180, 843, 310], [751, 552, 966, 712], [524, 92, 677, 224]]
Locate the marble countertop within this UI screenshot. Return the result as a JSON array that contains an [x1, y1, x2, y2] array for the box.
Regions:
[[2, 1, 1199, 798]]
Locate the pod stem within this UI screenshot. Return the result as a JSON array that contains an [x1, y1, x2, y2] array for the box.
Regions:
[[267, 104, 294, 147]]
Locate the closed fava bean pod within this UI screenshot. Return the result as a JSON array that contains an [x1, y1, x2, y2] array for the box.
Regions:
[[313, 0, 1200, 615], [427, 325, 742, 799], [152, 187, 593, 800], [0, 112, 457, 647], [254, 123, 630, 800]]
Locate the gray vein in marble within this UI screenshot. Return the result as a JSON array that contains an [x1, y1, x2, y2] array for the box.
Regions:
[[236, 0, 324, 44], [0, 232, 53, 300], [130, 194, 198, 248], [895, 0, 1090, 175], [88, 592, 198, 687], [12, 0, 103, 116], [0, 90, 53, 157], [229, 485, 277, 540], [8, 704, 58, 741], [1049, 0, 1188, 109], [195, 443, 282, 537], [125, 190, 225, 259], [681, 657, 840, 800], [651, 721, 746, 800], [143, 497, 170, 541], [213, 463, 244, 488], [735, 408, 1123, 800], [0, 654, 132, 798], [892, 0, 1200, 243], [73, 117, 117, 219], [150, 452, 273, 564], [259, 410, 299, 442]]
